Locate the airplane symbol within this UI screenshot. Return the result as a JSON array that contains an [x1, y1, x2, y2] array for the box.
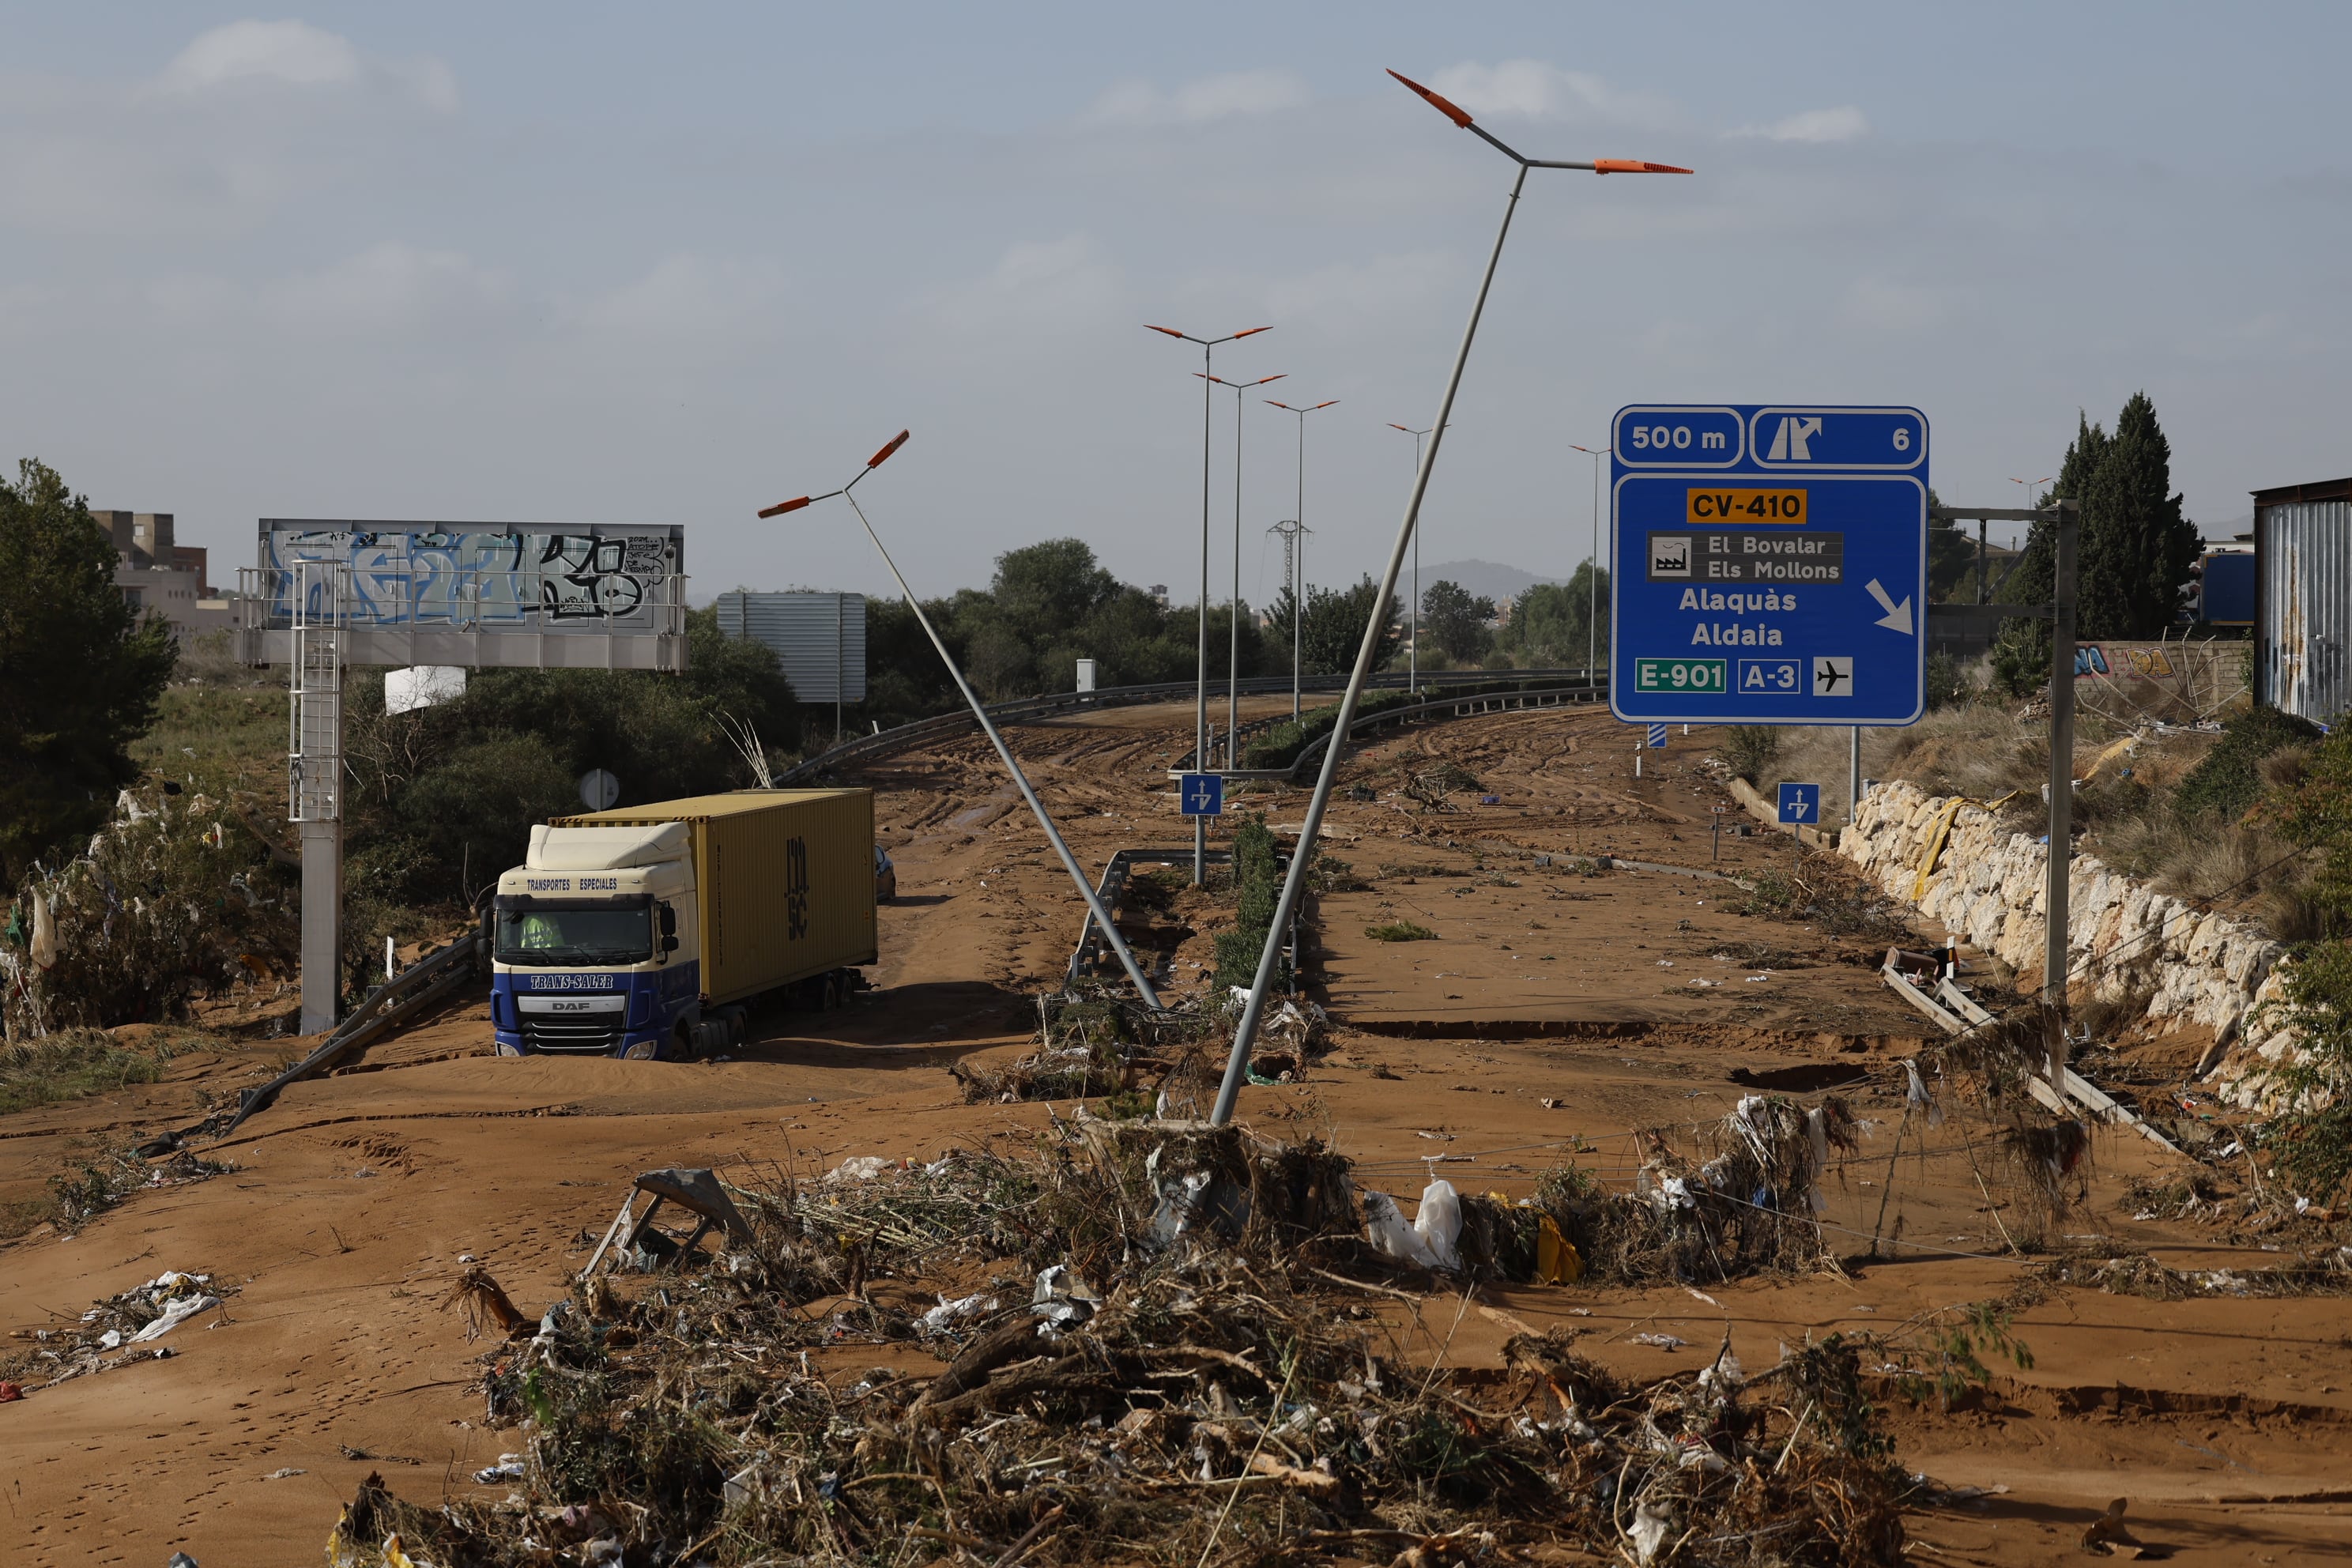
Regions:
[[1815, 660, 1847, 692], [1765, 415, 1824, 462]]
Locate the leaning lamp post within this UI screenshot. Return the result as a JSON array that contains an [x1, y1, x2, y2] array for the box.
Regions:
[[1209, 71, 1690, 1125], [760, 433, 1163, 1009], [1146, 323, 1271, 884]]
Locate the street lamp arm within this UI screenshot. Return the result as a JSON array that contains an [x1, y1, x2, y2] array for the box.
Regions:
[[1386, 68, 1691, 175]]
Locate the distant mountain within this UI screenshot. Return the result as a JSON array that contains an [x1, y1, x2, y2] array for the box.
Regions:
[[1413, 558, 1567, 606]]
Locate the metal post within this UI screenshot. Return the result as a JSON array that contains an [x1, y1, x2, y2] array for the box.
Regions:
[[1229, 384, 1242, 767], [1293, 523, 1303, 718], [845, 497, 1160, 1008], [1411, 429, 1423, 694], [2044, 501, 2080, 1091], [1212, 163, 1529, 1125], [1849, 726, 1861, 825], [1976, 518, 1988, 605], [1293, 411, 1305, 718], [1197, 342, 1212, 886], [1589, 447, 1603, 673], [834, 592, 844, 747]]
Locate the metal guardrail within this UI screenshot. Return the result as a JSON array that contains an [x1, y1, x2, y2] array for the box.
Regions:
[[1283, 680, 1604, 777], [780, 666, 1603, 783], [217, 933, 484, 1136], [1176, 670, 1604, 774]]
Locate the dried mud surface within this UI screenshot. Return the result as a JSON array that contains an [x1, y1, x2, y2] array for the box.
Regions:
[[2, 699, 2346, 1565]]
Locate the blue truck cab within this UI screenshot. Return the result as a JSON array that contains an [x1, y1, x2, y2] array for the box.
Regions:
[[490, 821, 704, 1059]]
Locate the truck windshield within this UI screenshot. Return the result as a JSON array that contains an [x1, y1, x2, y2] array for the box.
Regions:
[[494, 898, 654, 966]]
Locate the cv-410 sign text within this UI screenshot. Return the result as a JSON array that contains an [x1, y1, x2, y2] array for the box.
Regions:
[[1608, 405, 1927, 726]]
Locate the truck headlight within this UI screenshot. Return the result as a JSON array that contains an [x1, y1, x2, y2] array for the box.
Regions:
[[623, 1040, 658, 1061]]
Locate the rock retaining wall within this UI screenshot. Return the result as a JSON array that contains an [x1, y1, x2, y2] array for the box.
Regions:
[[1835, 781, 2297, 1106]]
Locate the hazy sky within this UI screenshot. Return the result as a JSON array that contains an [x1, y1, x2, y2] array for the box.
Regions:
[[6, 3, 2346, 608]]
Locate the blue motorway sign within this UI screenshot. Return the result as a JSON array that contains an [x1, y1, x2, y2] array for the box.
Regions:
[[1777, 782, 1822, 826], [1609, 405, 1927, 725], [1179, 772, 1223, 816]]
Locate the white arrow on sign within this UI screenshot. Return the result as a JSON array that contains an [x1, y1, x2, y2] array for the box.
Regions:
[[1864, 578, 1915, 635]]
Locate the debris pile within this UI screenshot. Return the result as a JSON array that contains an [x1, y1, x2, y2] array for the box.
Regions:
[[328, 1116, 1913, 1566], [953, 985, 1329, 1112], [1539, 1094, 1859, 1286], [2, 1268, 229, 1393]]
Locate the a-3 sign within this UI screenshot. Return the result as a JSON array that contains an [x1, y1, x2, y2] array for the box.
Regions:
[[1179, 772, 1223, 817], [1609, 405, 1927, 726]]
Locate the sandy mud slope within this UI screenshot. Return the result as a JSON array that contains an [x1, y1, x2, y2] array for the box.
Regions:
[[3, 698, 2347, 1565]]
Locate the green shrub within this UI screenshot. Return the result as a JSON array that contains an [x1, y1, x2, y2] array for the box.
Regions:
[[2175, 705, 2323, 821], [2252, 939, 2352, 1201], [1721, 726, 1781, 783], [1239, 689, 1417, 771], [1212, 813, 1291, 989], [1924, 650, 1969, 712], [1365, 920, 1435, 942]]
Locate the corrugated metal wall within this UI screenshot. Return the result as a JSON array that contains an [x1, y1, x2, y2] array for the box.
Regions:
[[714, 591, 868, 703], [2259, 499, 2352, 718]]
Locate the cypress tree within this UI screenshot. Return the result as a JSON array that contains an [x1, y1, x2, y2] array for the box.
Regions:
[[2078, 392, 2199, 638]]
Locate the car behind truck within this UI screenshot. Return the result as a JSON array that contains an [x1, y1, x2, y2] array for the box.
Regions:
[[489, 790, 876, 1060]]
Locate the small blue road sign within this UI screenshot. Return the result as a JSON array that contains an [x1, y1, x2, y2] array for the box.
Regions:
[[1179, 772, 1224, 816], [1609, 404, 1927, 726], [1777, 782, 1822, 825], [1646, 723, 1668, 749]]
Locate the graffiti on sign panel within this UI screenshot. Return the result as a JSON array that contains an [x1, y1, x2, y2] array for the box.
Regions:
[[258, 527, 680, 632]]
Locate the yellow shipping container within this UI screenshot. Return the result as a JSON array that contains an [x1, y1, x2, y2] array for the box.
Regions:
[[553, 789, 876, 1004]]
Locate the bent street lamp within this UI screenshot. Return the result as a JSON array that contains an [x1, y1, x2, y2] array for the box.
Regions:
[[1148, 323, 1271, 884], [760, 433, 1163, 1009], [1210, 70, 1691, 1125]]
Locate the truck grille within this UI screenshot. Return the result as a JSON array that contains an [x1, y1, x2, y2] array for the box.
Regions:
[[521, 1016, 624, 1055]]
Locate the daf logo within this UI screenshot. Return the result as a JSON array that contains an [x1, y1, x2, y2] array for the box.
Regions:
[[1763, 415, 1823, 462], [548, 1000, 597, 1012]]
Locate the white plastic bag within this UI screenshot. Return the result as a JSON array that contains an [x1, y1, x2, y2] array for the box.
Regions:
[[130, 1293, 221, 1343], [1412, 1178, 1463, 1272], [1362, 1191, 1430, 1267]]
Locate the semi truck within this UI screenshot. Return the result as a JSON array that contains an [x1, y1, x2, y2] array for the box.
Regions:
[[488, 790, 877, 1060]]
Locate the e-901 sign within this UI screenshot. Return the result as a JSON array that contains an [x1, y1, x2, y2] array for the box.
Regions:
[[1634, 658, 1726, 693]]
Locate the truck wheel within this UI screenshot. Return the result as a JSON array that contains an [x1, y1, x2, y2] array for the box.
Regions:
[[668, 1025, 693, 1062]]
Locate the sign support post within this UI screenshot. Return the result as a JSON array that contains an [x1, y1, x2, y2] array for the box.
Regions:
[[2045, 502, 2081, 1093]]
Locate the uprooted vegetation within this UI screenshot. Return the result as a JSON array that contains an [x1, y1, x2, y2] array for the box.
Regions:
[[952, 983, 1329, 1114], [330, 1111, 1963, 1568], [2, 779, 300, 1037]]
